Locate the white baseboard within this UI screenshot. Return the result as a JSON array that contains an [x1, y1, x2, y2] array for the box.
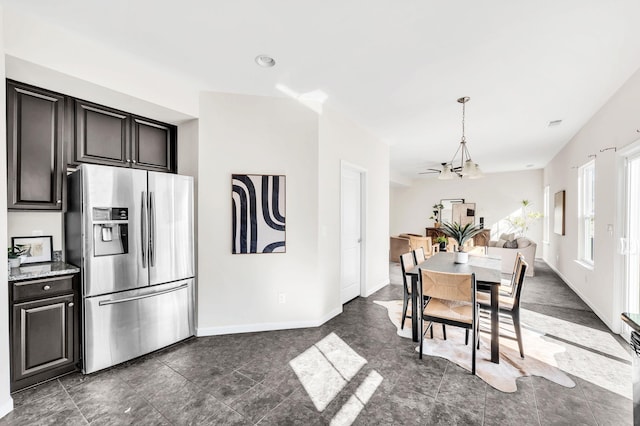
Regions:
[[0, 396, 13, 419], [196, 307, 343, 337], [364, 279, 390, 297], [544, 261, 616, 332]]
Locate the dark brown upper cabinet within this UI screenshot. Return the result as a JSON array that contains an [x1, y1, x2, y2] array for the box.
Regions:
[[72, 100, 177, 173], [6, 81, 65, 210], [132, 116, 177, 173], [74, 99, 131, 167]]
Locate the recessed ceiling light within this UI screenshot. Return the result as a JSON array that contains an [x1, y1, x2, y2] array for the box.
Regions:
[[548, 119, 562, 127], [255, 55, 276, 68]]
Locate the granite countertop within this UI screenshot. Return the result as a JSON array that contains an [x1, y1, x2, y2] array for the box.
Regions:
[[8, 261, 80, 282], [621, 312, 640, 332]]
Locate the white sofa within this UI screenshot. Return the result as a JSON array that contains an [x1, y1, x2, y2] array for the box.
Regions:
[[486, 235, 536, 277]]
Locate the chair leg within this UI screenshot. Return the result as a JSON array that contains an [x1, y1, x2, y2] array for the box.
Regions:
[[442, 324, 447, 340], [400, 293, 409, 330], [513, 311, 524, 358], [430, 324, 434, 339], [471, 325, 477, 375], [420, 322, 432, 360], [465, 329, 469, 346]]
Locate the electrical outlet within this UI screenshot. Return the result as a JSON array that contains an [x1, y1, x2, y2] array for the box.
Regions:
[[278, 293, 286, 304]]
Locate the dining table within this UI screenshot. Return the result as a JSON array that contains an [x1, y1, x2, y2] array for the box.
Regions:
[[406, 251, 502, 364]]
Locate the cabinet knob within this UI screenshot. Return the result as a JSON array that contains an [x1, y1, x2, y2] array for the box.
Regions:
[[56, 200, 61, 204], [43, 285, 51, 290], [132, 160, 137, 164], [126, 159, 131, 163], [68, 302, 74, 307]]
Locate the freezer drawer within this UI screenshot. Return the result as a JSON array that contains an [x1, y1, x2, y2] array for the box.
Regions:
[[83, 279, 194, 374]]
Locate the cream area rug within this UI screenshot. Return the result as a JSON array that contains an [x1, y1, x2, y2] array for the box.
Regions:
[[374, 300, 576, 393]]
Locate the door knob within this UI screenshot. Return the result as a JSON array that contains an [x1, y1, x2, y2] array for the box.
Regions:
[[43, 285, 51, 290], [68, 302, 74, 307]]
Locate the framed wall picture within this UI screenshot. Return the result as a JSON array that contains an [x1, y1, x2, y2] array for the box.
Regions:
[[232, 174, 286, 254], [554, 190, 566, 235], [440, 199, 465, 224], [12, 236, 53, 264]]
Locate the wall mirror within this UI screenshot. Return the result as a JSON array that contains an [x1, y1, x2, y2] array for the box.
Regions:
[[453, 203, 476, 226], [440, 199, 464, 224]]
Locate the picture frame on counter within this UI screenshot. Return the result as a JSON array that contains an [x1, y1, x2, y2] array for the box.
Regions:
[[12, 236, 53, 264]]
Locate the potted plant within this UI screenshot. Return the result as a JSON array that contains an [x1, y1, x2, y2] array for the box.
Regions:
[[435, 236, 448, 252], [7, 246, 26, 269], [439, 221, 484, 263], [429, 203, 444, 228], [507, 200, 542, 237]]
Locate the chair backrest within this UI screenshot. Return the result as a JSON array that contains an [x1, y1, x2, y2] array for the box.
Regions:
[[419, 269, 476, 304], [505, 253, 524, 296], [510, 259, 528, 309], [400, 252, 416, 293], [413, 247, 426, 264]]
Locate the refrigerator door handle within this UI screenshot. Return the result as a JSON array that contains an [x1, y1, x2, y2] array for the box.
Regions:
[[149, 191, 156, 267], [141, 191, 147, 268], [98, 283, 189, 306]]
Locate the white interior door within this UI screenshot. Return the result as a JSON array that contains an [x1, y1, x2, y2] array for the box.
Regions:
[[622, 152, 640, 337], [341, 165, 363, 304]]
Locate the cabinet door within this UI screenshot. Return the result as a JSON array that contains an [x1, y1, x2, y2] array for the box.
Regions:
[[132, 116, 176, 173], [11, 294, 75, 383], [75, 99, 131, 167], [6, 81, 64, 210]]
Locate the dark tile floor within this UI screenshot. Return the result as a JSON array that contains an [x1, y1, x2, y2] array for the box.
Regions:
[[0, 261, 632, 425]]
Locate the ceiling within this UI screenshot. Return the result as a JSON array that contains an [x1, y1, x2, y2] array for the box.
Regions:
[[3, 0, 640, 180]]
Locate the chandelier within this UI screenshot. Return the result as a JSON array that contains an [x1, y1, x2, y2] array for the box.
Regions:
[[438, 96, 484, 179]]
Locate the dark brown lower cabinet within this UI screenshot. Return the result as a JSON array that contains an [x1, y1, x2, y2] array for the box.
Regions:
[[10, 275, 79, 392]]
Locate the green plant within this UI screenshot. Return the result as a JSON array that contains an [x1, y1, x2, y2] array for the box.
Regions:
[[7, 246, 26, 259], [440, 222, 484, 252], [429, 203, 445, 223], [435, 236, 448, 244]]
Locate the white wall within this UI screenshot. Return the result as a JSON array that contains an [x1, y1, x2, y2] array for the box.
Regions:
[[0, 4, 14, 417], [390, 169, 544, 247], [197, 92, 325, 334], [544, 67, 640, 332], [7, 212, 63, 251], [3, 9, 199, 118], [318, 107, 390, 308]]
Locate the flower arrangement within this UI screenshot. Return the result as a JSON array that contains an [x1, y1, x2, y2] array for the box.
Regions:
[[507, 200, 542, 237]]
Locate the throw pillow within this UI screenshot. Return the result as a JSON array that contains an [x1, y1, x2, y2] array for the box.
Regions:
[[499, 233, 515, 242], [504, 239, 518, 249], [517, 238, 531, 248], [496, 239, 507, 248]]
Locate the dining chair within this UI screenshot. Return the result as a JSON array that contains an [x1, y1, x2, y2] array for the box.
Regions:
[[400, 253, 447, 338], [399, 252, 417, 330], [477, 259, 528, 358], [413, 247, 426, 264], [419, 269, 479, 375], [500, 252, 523, 296]]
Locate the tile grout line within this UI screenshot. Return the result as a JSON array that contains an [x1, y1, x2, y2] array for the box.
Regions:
[[57, 378, 90, 425], [530, 378, 542, 426]]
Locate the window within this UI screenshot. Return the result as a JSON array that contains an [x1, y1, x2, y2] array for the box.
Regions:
[[578, 160, 595, 265], [543, 185, 550, 243]]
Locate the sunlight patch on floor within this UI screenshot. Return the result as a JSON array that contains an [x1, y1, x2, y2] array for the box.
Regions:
[[523, 309, 631, 398], [330, 370, 383, 426], [289, 332, 382, 423]]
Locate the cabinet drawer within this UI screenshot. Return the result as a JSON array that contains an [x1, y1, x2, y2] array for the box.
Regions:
[[13, 276, 73, 302]]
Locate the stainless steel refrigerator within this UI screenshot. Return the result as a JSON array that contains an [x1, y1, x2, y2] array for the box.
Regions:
[[65, 164, 195, 374]]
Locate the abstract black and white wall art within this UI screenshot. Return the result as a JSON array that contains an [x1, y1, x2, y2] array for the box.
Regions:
[[232, 174, 286, 254]]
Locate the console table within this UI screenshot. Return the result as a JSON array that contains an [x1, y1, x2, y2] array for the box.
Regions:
[[426, 227, 491, 247]]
